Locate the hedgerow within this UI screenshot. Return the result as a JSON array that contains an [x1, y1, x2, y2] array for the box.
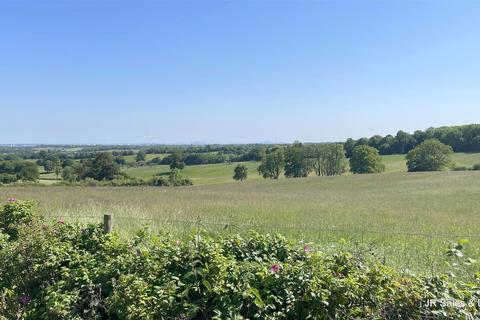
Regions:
[[1, 199, 480, 319]]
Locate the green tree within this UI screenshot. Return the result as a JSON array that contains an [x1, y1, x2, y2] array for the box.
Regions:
[[43, 160, 56, 172], [86, 153, 120, 180], [136, 150, 146, 162], [61, 166, 78, 183], [284, 142, 311, 178], [349, 145, 385, 174], [406, 139, 453, 172], [233, 164, 248, 181], [310, 144, 347, 176], [258, 148, 285, 179], [170, 152, 185, 170], [54, 165, 62, 180]]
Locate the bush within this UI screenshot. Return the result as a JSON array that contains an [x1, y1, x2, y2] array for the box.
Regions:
[[406, 139, 454, 172], [1, 200, 480, 319], [349, 145, 385, 174], [452, 166, 469, 171], [473, 163, 480, 171], [233, 164, 248, 181], [0, 199, 36, 239]]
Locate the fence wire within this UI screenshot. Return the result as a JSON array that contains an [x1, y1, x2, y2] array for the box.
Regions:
[[42, 214, 480, 240]]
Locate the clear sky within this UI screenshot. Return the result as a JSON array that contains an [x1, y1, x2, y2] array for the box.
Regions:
[[1, 0, 479, 144]]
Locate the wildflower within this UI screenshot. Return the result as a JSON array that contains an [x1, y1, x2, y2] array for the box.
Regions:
[[19, 295, 31, 305], [270, 263, 281, 273], [7, 197, 16, 203], [58, 218, 65, 224], [303, 245, 312, 253], [175, 240, 181, 246]]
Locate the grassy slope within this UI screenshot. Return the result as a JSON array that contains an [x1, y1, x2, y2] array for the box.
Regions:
[[3, 170, 480, 274], [123, 153, 480, 185], [124, 161, 263, 185]]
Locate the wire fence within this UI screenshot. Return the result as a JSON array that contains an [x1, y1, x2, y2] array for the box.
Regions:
[[42, 213, 480, 240]]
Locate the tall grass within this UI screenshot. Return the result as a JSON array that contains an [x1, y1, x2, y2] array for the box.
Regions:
[[2, 170, 480, 275]]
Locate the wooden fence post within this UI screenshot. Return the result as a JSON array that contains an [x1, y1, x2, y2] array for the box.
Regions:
[[104, 214, 113, 233]]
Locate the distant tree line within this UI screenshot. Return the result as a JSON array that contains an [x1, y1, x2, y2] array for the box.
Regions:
[[257, 142, 348, 179], [0, 155, 39, 183], [344, 124, 480, 157]]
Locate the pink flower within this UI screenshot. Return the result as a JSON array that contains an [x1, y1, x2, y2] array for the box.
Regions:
[[19, 295, 31, 305], [58, 218, 65, 224], [303, 245, 312, 253], [7, 197, 16, 203], [269, 263, 281, 273]]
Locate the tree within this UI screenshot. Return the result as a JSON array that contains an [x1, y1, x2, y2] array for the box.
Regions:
[[344, 138, 356, 158], [168, 168, 192, 186], [310, 144, 347, 176], [85, 152, 120, 180], [258, 148, 284, 179], [406, 139, 453, 172], [18, 162, 40, 181], [349, 145, 385, 174], [170, 152, 185, 170], [43, 160, 56, 172], [136, 150, 146, 162], [233, 164, 248, 181], [54, 165, 62, 180], [284, 142, 311, 178], [62, 166, 78, 183]]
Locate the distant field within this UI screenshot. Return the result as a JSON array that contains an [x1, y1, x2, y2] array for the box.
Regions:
[[124, 161, 263, 185], [3, 170, 480, 275], [123, 152, 480, 185]]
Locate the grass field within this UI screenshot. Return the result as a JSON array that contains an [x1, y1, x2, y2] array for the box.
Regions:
[[2, 169, 480, 275], [123, 152, 480, 185]]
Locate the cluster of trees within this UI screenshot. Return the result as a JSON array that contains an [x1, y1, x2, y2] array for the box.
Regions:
[[256, 143, 348, 180], [61, 153, 121, 182], [0, 155, 39, 183], [148, 148, 266, 167], [344, 124, 480, 156]]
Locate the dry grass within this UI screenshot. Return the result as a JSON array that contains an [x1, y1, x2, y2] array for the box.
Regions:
[[2, 170, 480, 274]]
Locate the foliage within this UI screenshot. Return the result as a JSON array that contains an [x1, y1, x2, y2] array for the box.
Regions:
[[258, 148, 285, 179], [0, 155, 39, 183], [0, 199, 36, 239], [168, 169, 193, 186], [349, 145, 385, 174], [308, 144, 347, 176], [344, 124, 480, 155], [136, 150, 146, 162], [170, 152, 186, 170], [284, 142, 311, 178], [406, 139, 454, 172], [233, 164, 248, 181], [473, 163, 480, 171], [1, 201, 480, 319]]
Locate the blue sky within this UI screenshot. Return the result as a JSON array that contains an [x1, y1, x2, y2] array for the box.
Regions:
[[1, 0, 479, 144]]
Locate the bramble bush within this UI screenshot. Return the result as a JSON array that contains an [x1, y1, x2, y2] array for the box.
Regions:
[[1, 199, 480, 319]]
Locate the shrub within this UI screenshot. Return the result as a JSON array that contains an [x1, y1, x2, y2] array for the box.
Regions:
[[406, 139, 454, 172], [233, 164, 248, 181], [473, 163, 480, 171], [2, 200, 480, 319], [349, 145, 385, 174], [0, 199, 36, 239], [452, 166, 468, 171], [149, 176, 170, 186]]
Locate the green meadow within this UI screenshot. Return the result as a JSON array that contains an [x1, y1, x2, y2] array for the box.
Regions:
[[123, 152, 480, 184], [2, 158, 480, 274]]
